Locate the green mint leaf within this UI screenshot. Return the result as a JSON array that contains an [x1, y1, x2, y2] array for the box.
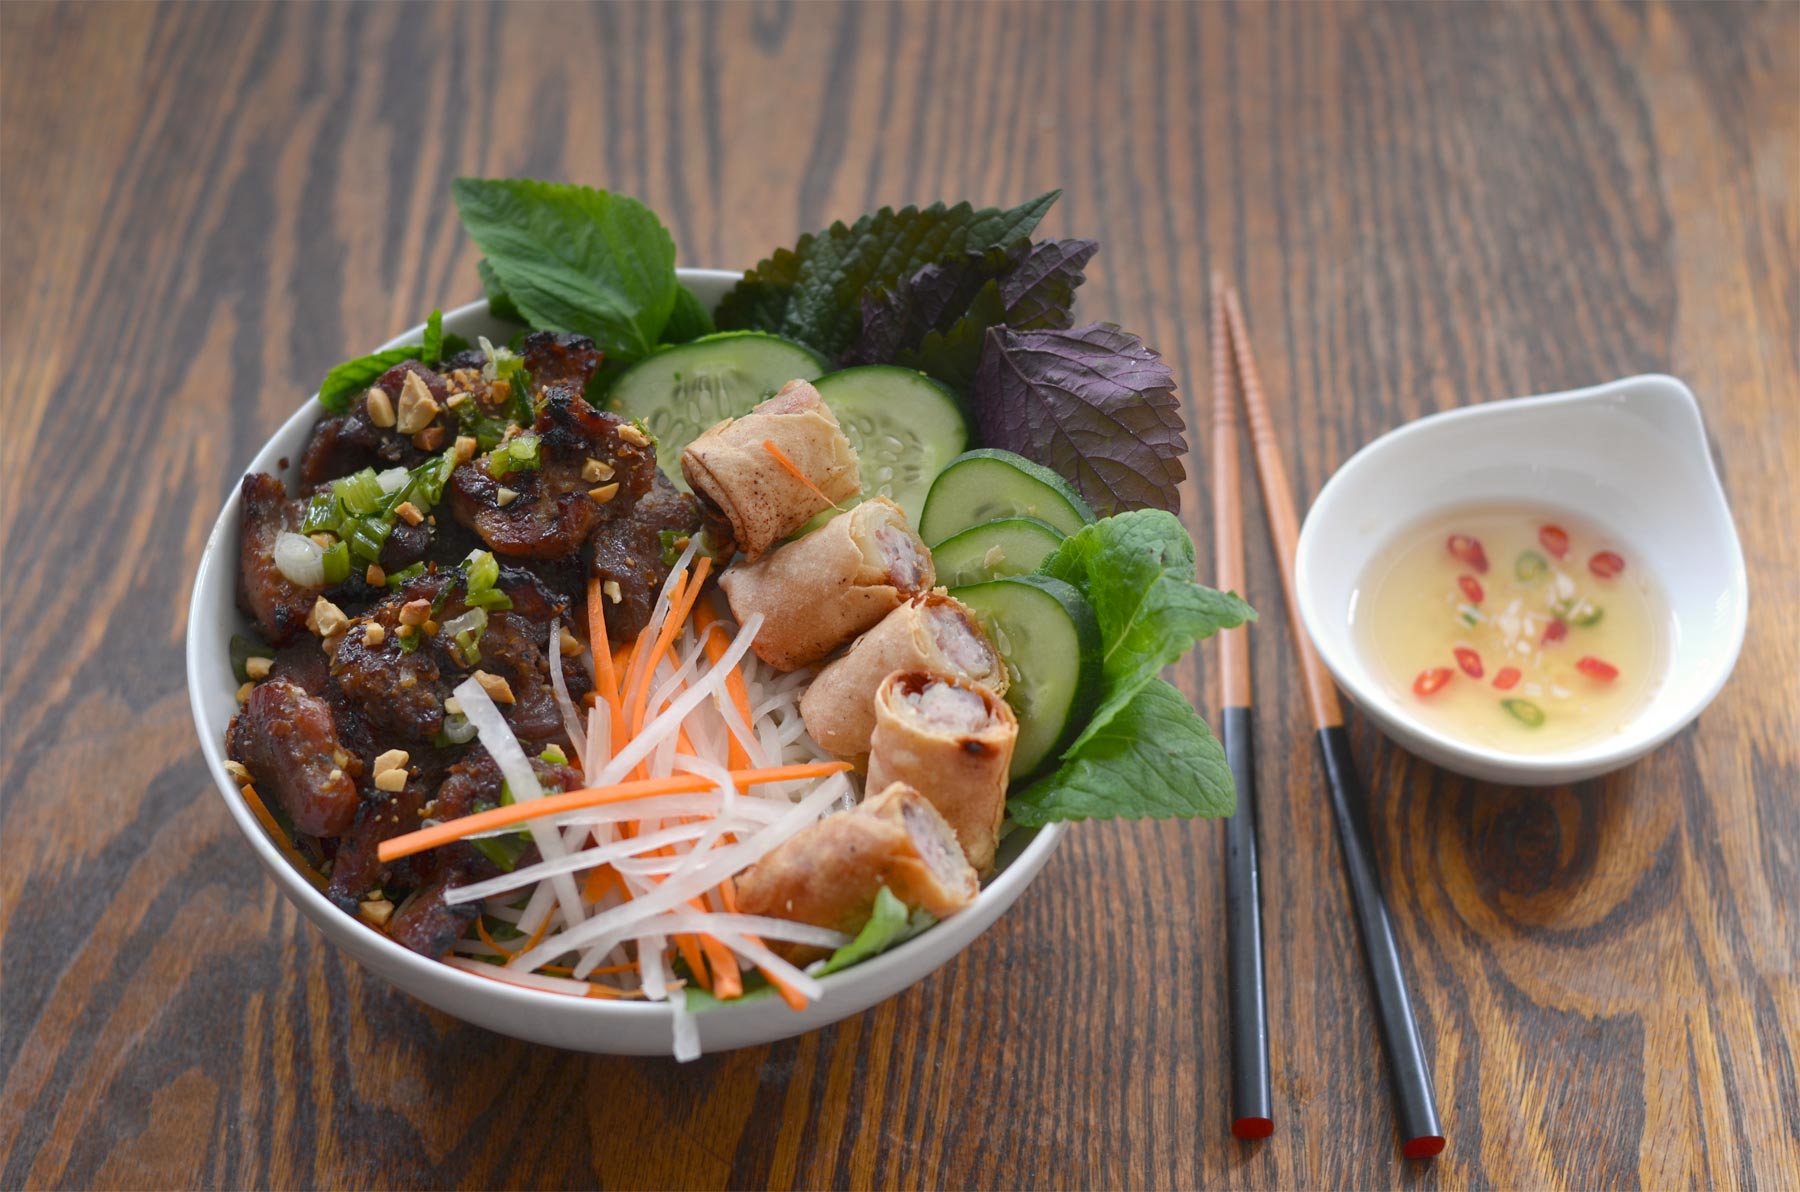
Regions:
[[660, 283, 716, 344], [421, 309, 445, 367], [453, 178, 679, 363], [716, 192, 1061, 358], [477, 258, 525, 325], [317, 345, 425, 414], [974, 322, 1188, 516], [810, 887, 935, 977], [1008, 680, 1234, 825], [1040, 509, 1255, 753]]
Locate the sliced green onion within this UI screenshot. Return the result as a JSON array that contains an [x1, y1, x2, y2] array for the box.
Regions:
[[397, 627, 423, 655], [465, 550, 499, 594], [464, 587, 513, 611], [436, 711, 476, 745], [320, 540, 351, 585], [302, 491, 341, 534], [344, 515, 392, 563], [470, 834, 529, 872], [1502, 698, 1546, 727], [539, 744, 568, 765], [1457, 604, 1481, 628], [333, 468, 386, 516], [1515, 550, 1549, 582], [229, 634, 270, 683], [387, 562, 426, 589], [659, 529, 689, 567]]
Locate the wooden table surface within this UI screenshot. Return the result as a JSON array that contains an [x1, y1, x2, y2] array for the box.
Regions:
[[4, 2, 1797, 1188]]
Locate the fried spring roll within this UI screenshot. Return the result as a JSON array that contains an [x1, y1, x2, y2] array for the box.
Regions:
[[718, 497, 933, 671], [800, 592, 1008, 766], [732, 782, 978, 962], [681, 379, 860, 561], [867, 672, 1018, 873]]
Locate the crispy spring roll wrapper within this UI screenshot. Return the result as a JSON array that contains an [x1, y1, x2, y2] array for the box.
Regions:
[[681, 379, 861, 561], [866, 672, 1018, 874], [800, 591, 1008, 766], [718, 497, 933, 671], [733, 782, 978, 963]]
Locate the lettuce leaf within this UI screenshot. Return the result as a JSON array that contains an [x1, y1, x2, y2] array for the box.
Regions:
[[715, 193, 1061, 358], [1008, 680, 1234, 825], [1039, 509, 1255, 754], [453, 178, 678, 364], [972, 323, 1189, 516], [811, 886, 934, 977], [660, 283, 716, 344]]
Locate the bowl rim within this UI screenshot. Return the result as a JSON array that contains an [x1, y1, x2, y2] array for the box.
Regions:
[[1294, 373, 1748, 779], [185, 282, 1067, 1026]]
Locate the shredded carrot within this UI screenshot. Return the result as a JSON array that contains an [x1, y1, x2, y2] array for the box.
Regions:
[[240, 785, 328, 892], [518, 909, 553, 956], [699, 935, 742, 999], [582, 861, 622, 904], [763, 438, 843, 512], [541, 962, 637, 978], [718, 875, 807, 1011], [586, 577, 621, 722], [624, 567, 688, 743], [627, 555, 714, 744], [674, 932, 712, 992], [375, 762, 851, 863], [476, 915, 517, 958], [693, 602, 755, 770]]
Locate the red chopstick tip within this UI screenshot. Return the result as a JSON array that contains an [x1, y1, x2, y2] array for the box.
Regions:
[[1403, 1135, 1446, 1159], [1231, 1116, 1275, 1140]]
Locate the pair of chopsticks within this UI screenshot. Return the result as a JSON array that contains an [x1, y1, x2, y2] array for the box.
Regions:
[[1209, 274, 1445, 1159]]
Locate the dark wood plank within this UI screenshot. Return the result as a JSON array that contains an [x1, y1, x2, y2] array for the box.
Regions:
[[2, 2, 1796, 1187]]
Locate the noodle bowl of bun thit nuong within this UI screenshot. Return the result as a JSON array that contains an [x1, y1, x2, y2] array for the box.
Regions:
[[188, 277, 1069, 1057]]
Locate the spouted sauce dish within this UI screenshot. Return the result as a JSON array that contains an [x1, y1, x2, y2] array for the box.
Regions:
[[1351, 507, 1669, 754]]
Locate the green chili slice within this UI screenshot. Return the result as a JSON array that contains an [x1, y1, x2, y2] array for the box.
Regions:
[[1502, 698, 1546, 728]]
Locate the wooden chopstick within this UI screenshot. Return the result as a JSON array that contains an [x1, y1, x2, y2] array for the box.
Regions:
[[1210, 273, 1273, 1141], [1221, 281, 1446, 1160]]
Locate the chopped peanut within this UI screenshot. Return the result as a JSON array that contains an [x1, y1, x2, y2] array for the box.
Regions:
[[244, 655, 273, 679], [359, 898, 395, 926], [603, 580, 622, 604], [496, 487, 519, 507], [307, 597, 349, 638], [365, 563, 387, 586], [395, 371, 440, 434], [308, 532, 336, 549], [445, 391, 472, 411], [223, 759, 253, 785], [395, 501, 424, 526], [473, 670, 516, 705], [398, 599, 431, 627], [374, 768, 408, 792], [453, 435, 478, 464], [363, 622, 386, 647], [365, 387, 396, 428], [444, 697, 463, 715], [236, 681, 255, 703], [581, 458, 614, 483], [618, 422, 651, 447], [373, 748, 410, 774], [411, 425, 446, 452], [489, 379, 513, 404], [558, 631, 583, 657], [587, 482, 620, 504]]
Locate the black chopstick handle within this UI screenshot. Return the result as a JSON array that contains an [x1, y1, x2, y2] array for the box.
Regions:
[[1315, 726, 1446, 1159], [1222, 706, 1274, 1139]]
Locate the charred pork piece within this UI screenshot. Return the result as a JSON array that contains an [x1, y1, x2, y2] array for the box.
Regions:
[[326, 574, 456, 743], [325, 779, 428, 914], [387, 874, 478, 958], [238, 473, 322, 646], [588, 468, 704, 642], [227, 678, 361, 836], [299, 360, 455, 488], [518, 330, 603, 391], [268, 642, 377, 762], [448, 384, 657, 559]]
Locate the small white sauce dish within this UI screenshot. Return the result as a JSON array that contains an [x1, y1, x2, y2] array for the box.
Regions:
[[186, 270, 1064, 1055], [1295, 374, 1746, 786]]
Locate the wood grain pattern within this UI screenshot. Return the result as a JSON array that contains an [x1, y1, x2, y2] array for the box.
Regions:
[[3, 2, 1797, 1187]]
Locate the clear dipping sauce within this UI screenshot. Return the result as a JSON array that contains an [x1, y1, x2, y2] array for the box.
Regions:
[[1350, 506, 1670, 754]]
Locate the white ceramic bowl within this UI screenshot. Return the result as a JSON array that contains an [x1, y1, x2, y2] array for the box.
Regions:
[[186, 269, 1065, 1055], [1295, 374, 1746, 786]]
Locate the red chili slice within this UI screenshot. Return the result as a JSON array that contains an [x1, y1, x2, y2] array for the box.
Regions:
[[1589, 550, 1625, 579], [1453, 647, 1484, 679], [1413, 667, 1454, 697], [1447, 534, 1488, 573], [1577, 655, 1619, 681], [1539, 524, 1570, 559], [1492, 666, 1521, 690], [1542, 619, 1568, 645], [1457, 575, 1484, 603]]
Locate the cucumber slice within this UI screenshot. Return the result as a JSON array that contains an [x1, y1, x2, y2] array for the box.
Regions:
[[951, 575, 1102, 779], [604, 331, 826, 488], [930, 517, 1066, 588], [813, 366, 969, 525], [920, 449, 1095, 546]]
